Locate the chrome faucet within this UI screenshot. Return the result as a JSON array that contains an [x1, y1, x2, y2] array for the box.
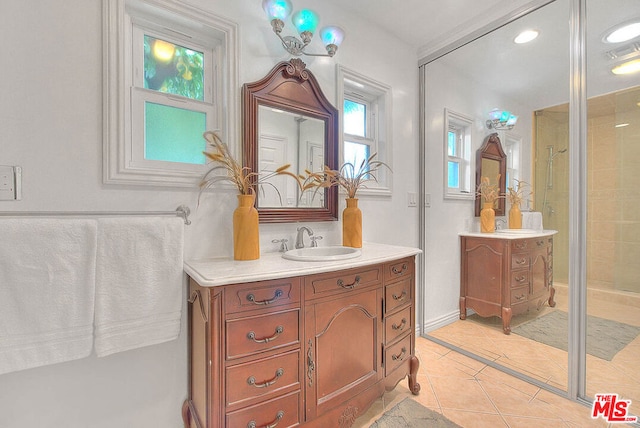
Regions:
[[495, 218, 507, 230], [295, 226, 314, 249]]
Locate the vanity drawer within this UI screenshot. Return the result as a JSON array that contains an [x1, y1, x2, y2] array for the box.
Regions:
[[226, 350, 300, 409], [511, 254, 530, 270], [511, 239, 530, 251], [305, 265, 382, 299], [226, 390, 300, 428], [225, 277, 301, 315], [510, 285, 528, 304], [384, 333, 412, 376], [383, 257, 415, 282], [384, 277, 412, 314], [385, 305, 412, 344], [510, 270, 529, 287], [226, 308, 300, 360]]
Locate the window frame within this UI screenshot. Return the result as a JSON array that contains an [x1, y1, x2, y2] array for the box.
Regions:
[[103, 0, 238, 186], [443, 108, 473, 200], [337, 66, 392, 197]]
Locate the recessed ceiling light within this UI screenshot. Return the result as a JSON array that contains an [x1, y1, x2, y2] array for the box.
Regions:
[[611, 58, 640, 75], [514, 30, 539, 44], [604, 21, 640, 43]]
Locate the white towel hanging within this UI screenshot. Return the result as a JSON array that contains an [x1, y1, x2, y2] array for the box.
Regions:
[[0, 219, 97, 375], [94, 217, 184, 357]]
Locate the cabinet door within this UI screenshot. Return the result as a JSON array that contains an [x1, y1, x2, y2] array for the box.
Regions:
[[462, 238, 506, 317], [304, 288, 382, 420], [530, 250, 550, 299]]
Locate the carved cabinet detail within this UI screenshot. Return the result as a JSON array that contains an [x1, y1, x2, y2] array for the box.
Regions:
[[183, 257, 419, 428]]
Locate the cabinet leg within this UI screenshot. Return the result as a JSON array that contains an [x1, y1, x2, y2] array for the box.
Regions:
[[548, 285, 556, 307], [459, 297, 466, 320], [408, 355, 421, 395], [181, 399, 191, 428], [501, 307, 512, 335]]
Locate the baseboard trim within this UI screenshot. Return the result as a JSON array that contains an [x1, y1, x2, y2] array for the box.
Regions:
[[421, 310, 461, 333]]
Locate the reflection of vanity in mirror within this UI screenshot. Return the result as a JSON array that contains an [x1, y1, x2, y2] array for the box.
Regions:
[[475, 133, 507, 217], [243, 58, 338, 223]]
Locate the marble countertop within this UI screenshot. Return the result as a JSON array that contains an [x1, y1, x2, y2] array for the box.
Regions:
[[184, 242, 421, 287], [459, 229, 558, 239]]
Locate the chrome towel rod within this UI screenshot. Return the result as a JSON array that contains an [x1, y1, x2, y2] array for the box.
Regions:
[[0, 205, 191, 225]]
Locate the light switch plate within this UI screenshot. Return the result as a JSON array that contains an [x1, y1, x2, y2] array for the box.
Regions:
[[0, 165, 19, 201]]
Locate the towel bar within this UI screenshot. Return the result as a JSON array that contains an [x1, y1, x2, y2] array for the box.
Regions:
[[0, 205, 191, 225]]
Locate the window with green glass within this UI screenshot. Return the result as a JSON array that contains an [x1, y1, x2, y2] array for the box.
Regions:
[[144, 102, 206, 164]]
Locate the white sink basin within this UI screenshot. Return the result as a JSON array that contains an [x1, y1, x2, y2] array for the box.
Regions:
[[495, 228, 540, 235], [282, 246, 362, 262]]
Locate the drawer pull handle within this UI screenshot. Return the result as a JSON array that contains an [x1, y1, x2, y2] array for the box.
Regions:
[[516, 242, 527, 249], [515, 258, 527, 265], [247, 410, 284, 428], [515, 294, 526, 301], [537, 240, 545, 246], [337, 275, 361, 289], [392, 263, 408, 275], [247, 325, 284, 343], [515, 275, 527, 283], [393, 290, 407, 301], [392, 347, 407, 361], [247, 289, 283, 305], [392, 318, 407, 331], [247, 368, 284, 388]]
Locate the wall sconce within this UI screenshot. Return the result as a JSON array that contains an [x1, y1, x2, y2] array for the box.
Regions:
[[262, 0, 345, 57], [486, 109, 518, 131]]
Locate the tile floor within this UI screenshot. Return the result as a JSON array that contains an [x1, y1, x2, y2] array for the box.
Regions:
[[353, 336, 636, 427], [355, 284, 640, 427]]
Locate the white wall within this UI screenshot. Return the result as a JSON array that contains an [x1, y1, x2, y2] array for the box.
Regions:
[[0, 0, 419, 426]]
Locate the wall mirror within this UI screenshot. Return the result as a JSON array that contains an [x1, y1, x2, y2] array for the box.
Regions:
[[243, 59, 338, 223], [474, 133, 506, 216]]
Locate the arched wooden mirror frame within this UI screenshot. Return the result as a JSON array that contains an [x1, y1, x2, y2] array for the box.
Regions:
[[243, 59, 338, 223], [474, 133, 507, 217]]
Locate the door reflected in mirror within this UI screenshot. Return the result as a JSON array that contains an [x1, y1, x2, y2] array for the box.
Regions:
[[258, 106, 325, 208]]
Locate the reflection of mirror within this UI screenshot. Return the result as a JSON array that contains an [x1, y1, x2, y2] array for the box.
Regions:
[[258, 106, 325, 208], [243, 58, 338, 223], [474, 133, 506, 216]]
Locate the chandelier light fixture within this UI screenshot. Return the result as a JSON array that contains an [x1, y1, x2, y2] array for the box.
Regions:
[[262, 0, 345, 57], [486, 109, 518, 131]]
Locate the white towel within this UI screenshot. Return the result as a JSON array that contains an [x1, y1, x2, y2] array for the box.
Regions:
[[94, 217, 184, 357], [522, 211, 544, 231], [0, 219, 97, 375]]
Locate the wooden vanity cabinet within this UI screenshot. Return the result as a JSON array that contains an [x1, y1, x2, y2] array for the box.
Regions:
[[459, 235, 555, 334], [182, 256, 419, 428]]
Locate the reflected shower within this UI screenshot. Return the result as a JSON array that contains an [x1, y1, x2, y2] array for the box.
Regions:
[[542, 145, 567, 216]]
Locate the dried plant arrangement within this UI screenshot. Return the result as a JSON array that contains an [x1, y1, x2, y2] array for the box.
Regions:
[[199, 131, 299, 202], [322, 153, 391, 198], [476, 175, 504, 206], [507, 179, 532, 206]]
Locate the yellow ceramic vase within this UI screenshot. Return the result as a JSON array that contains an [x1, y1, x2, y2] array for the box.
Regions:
[[343, 198, 362, 248], [509, 203, 522, 229], [233, 194, 260, 260], [480, 202, 496, 233]]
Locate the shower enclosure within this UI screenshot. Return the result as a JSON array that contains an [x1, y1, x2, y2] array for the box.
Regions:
[[534, 87, 640, 294]]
